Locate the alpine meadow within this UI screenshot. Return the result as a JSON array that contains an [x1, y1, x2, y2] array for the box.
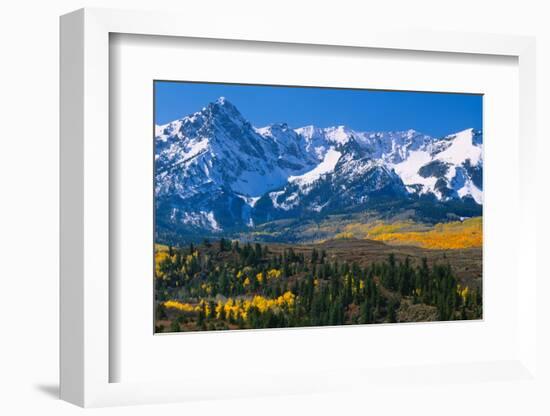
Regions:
[[154, 82, 483, 333]]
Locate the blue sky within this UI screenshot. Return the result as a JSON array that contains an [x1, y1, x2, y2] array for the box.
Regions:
[[154, 81, 482, 137]]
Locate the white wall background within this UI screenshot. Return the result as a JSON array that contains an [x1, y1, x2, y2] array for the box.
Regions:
[[0, 0, 548, 414]]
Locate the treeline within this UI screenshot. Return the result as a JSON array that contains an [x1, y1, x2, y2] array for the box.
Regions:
[[155, 239, 482, 332]]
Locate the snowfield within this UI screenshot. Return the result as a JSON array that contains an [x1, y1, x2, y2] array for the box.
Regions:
[[288, 148, 342, 187], [437, 128, 482, 166]]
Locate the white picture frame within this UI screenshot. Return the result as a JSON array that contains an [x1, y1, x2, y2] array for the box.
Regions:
[[60, 7, 538, 408]]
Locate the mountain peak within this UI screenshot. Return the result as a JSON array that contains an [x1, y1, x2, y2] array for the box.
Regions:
[[405, 128, 419, 138], [203, 96, 247, 127], [215, 96, 229, 105], [449, 127, 474, 137], [209, 96, 238, 111], [323, 125, 354, 145], [206, 96, 240, 114], [269, 122, 291, 131], [295, 125, 322, 138]]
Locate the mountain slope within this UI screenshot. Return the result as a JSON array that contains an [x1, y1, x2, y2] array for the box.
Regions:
[[155, 97, 483, 240], [392, 128, 483, 203], [155, 98, 320, 232]]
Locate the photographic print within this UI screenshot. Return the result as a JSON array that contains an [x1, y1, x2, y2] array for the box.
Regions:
[[154, 81, 483, 333]]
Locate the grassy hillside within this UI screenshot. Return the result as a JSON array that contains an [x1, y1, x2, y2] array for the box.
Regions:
[[334, 217, 482, 249]]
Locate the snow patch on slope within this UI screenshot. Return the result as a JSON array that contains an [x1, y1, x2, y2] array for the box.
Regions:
[[437, 128, 482, 165], [237, 194, 261, 207], [392, 150, 437, 195], [457, 181, 483, 204], [269, 190, 300, 211], [182, 211, 221, 231], [323, 126, 353, 145], [173, 139, 210, 165], [288, 148, 341, 186]]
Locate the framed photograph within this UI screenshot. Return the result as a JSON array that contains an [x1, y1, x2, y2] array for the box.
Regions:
[[60, 8, 538, 408]]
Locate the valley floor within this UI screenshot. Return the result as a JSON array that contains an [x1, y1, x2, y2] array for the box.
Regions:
[[154, 229, 482, 332]]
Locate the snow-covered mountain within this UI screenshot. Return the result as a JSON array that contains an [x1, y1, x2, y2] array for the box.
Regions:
[[155, 97, 482, 236], [392, 128, 483, 203]]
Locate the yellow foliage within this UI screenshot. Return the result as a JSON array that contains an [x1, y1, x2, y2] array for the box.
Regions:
[[155, 243, 170, 252], [204, 302, 211, 318], [335, 232, 354, 239], [249, 291, 295, 312], [371, 217, 482, 249], [266, 269, 282, 280], [163, 300, 195, 313], [213, 291, 296, 321], [164, 299, 211, 317], [344, 274, 361, 295], [256, 272, 264, 284], [223, 298, 240, 320], [200, 282, 213, 295], [338, 220, 419, 240], [366, 221, 416, 237], [457, 284, 470, 303], [155, 248, 174, 279], [215, 301, 224, 319], [331, 218, 482, 249]]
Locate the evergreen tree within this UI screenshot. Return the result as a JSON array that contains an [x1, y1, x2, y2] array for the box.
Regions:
[[311, 248, 318, 264], [387, 298, 398, 323], [170, 320, 180, 332], [255, 243, 263, 260]]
